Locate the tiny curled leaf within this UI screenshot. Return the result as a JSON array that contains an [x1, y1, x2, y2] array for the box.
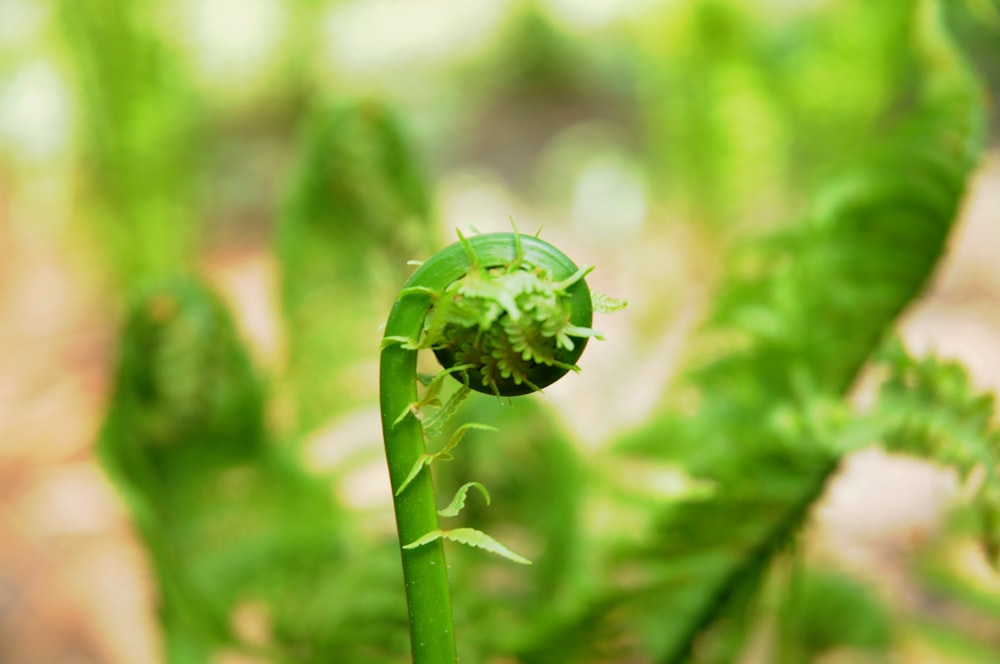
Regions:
[[416, 373, 439, 387], [422, 232, 600, 396], [438, 482, 491, 517], [440, 422, 497, 458], [592, 291, 628, 314]]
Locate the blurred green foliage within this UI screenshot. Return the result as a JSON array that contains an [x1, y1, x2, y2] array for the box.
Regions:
[[11, 0, 991, 661], [58, 0, 204, 283], [278, 99, 437, 435], [776, 568, 893, 662], [874, 340, 1000, 562], [634, 0, 923, 227], [100, 279, 412, 663]]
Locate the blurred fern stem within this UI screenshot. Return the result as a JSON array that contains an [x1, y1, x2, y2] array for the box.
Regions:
[[379, 231, 600, 662]]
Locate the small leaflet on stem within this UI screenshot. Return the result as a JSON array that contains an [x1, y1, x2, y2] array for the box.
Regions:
[[402, 527, 532, 565], [422, 386, 471, 437], [394, 423, 498, 496], [438, 482, 491, 517], [395, 453, 434, 496], [394, 366, 474, 428]]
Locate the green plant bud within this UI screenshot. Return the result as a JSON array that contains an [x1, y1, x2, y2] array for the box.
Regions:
[[428, 252, 598, 396], [103, 277, 265, 474], [397, 231, 600, 397]]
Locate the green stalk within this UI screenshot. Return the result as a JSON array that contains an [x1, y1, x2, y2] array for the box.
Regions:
[[379, 232, 595, 663], [380, 342, 454, 663]]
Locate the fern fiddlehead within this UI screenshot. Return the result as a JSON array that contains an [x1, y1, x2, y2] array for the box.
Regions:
[[380, 231, 608, 663]]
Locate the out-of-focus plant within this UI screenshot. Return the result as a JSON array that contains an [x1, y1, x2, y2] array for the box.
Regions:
[[100, 278, 420, 664], [873, 340, 1000, 561], [776, 568, 894, 663], [58, 0, 204, 284], [277, 99, 436, 437], [99, 279, 350, 662], [633, 0, 938, 229], [541, 3, 991, 661]]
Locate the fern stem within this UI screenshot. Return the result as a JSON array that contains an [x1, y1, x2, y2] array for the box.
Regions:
[[380, 232, 593, 662]]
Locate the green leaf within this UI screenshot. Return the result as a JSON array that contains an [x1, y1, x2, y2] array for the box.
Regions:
[[423, 386, 472, 437], [277, 100, 434, 435], [395, 454, 433, 496], [392, 403, 418, 428], [394, 366, 476, 428], [871, 339, 1000, 566], [592, 291, 628, 314], [438, 482, 491, 517], [458, 272, 522, 323], [419, 365, 473, 412], [602, 7, 986, 659], [441, 528, 532, 565], [439, 422, 498, 458], [402, 526, 532, 565], [402, 529, 445, 550], [394, 423, 496, 496]]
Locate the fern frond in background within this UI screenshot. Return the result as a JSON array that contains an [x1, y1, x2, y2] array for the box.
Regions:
[[99, 279, 411, 663], [277, 99, 436, 437], [872, 339, 1000, 564], [633, 0, 929, 229], [776, 568, 894, 662], [599, 2, 986, 660], [57, 0, 204, 286]]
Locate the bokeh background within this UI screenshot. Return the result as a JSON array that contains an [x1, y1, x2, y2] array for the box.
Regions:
[[1, 0, 999, 662]]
